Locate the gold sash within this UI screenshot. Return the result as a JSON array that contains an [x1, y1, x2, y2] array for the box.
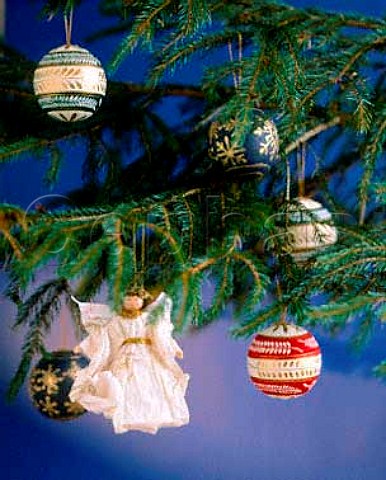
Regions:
[[122, 337, 152, 346]]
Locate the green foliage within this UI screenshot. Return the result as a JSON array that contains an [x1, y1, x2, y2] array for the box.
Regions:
[[6, 278, 73, 400], [39, 0, 83, 18], [0, 0, 385, 396], [374, 361, 386, 379]]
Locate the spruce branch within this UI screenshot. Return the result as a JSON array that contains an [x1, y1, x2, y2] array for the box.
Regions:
[[7, 278, 73, 400], [232, 304, 283, 338], [109, 0, 174, 73], [0, 204, 27, 259], [301, 36, 386, 106], [201, 257, 233, 325], [358, 115, 386, 225], [2, 0, 386, 392], [284, 117, 342, 154]]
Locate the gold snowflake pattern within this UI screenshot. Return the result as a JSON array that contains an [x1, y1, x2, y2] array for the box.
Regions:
[[252, 121, 279, 160], [37, 396, 60, 418], [209, 119, 279, 168], [30, 365, 63, 395], [209, 122, 247, 167], [215, 135, 247, 166], [64, 400, 85, 417]]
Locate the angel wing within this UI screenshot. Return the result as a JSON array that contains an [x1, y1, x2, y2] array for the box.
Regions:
[[71, 296, 112, 331], [71, 296, 113, 375], [148, 294, 185, 377]]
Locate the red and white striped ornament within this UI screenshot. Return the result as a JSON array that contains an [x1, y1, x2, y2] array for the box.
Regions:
[[247, 324, 322, 399]]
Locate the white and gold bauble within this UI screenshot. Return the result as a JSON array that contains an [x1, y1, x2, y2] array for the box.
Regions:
[[33, 44, 107, 122], [247, 324, 322, 399], [284, 197, 337, 261]]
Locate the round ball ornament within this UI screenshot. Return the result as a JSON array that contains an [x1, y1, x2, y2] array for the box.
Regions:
[[208, 117, 279, 177], [284, 197, 338, 262], [29, 350, 89, 420], [247, 324, 322, 399], [33, 44, 107, 122]]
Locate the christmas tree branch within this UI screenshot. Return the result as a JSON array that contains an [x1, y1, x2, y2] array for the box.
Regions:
[[109, 0, 173, 73], [7, 278, 73, 400], [284, 117, 342, 154]]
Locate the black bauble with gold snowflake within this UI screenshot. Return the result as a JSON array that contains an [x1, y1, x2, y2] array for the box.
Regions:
[[29, 350, 89, 421], [208, 117, 279, 177]]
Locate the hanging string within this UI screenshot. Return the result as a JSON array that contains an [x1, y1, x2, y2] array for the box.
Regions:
[[297, 142, 306, 197], [227, 33, 243, 91], [182, 196, 194, 260], [238, 33, 243, 63], [296, 146, 302, 197], [302, 142, 307, 196], [237, 32, 243, 89], [275, 278, 288, 328], [132, 223, 138, 288], [294, 39, 313, 199], [358, 199, 367, 226], [278, 305, 288, 327], [59, 306, 69, 350], [140, 224, 146, 288], [285, 158, 291, 202], [227, 40, 239, 91], [64, 8, 74, 47]]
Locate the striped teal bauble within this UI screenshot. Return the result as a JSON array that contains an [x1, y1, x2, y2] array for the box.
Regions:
[[283, 197, 338, 262], [33, 44, 107, 122]]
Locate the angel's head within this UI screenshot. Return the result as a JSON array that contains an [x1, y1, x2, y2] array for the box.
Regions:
[[121, 287, 153, 314], [122, 295, 144, 312]]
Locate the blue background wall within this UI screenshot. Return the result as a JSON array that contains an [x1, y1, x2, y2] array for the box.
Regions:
[[1, 1, 386, 479]]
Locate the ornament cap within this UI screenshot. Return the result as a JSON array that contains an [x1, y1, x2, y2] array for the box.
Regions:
[[258, 323, 308, 338]]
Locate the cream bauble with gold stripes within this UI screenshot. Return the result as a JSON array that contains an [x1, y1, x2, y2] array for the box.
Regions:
[[33, 44, 107, 122]]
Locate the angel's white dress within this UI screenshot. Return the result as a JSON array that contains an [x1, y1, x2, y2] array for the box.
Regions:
[[69, 293, 189, 434]]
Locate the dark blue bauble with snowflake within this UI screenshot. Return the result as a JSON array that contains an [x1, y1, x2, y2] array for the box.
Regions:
[[208, 118, 279, 177], [28, 350, 89, 421]]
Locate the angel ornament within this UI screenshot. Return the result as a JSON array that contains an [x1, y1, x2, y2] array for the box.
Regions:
[[69, 292, 189, 434]]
